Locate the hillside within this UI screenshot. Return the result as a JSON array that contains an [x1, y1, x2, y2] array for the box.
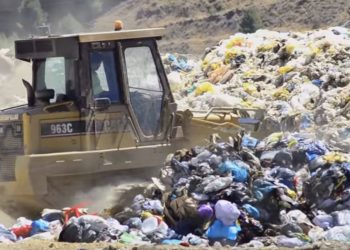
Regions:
[[93, 0, 350, 54]]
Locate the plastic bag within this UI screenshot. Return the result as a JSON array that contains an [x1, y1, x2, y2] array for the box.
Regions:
[[203, 176, 233, 193], [242, 135, 259, 149], [215, 200, 240, 226], [332, 210, 350, 226], [242, 204, 260, 219], [12, 225, 31, 238], [30, 219, 50, 236], [206, 219, 241, 240], [312, 214, 333, 229], [325, 225, 350, 242], [276, 236, 306, 247], [226, 36, 244, 48], [278, 65, 294, 75], [217, 161, 248, 182], [194, 82, 215, 96], [242, 82, 257, 95]]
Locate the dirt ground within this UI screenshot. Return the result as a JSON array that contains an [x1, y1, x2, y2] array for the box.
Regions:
[[0, 240, 350, 250]]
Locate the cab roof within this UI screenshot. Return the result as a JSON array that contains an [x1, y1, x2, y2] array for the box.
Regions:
[[15, 28, 165, 60], [78, 28, 165, 43]]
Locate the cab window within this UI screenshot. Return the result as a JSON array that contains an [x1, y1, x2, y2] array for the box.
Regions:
[[35, 57, 75, 102], [124, 46, 163, 136], [89, 51, 121, 103]]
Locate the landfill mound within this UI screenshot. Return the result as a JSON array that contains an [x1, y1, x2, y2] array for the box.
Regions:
[[0, 132, 350, 248], [164, 27, 350, 151]]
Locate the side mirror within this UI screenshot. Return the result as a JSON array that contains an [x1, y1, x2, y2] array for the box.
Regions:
[[93, 98, 111, 111], [35, 89, 55, 104]]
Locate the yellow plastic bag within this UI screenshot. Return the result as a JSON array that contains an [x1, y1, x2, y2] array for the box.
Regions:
[[273, 88, 290, 100], [226, 36, 244, 49], [240, 100, 253, 108], [242, 82, 257, 95], [266, 132, 283, 145], [286, 189, 297, 200], [210, 63, 221, 71], [287, 139, 298, 148], [224, 48, 241, 64], [285, 44, 295, 54], [323, 152, 350, 164], [346, 95, 350, 103], [278, 65, 294, 75], [141, 211, 154, 219], [257, 41, 278, 52], [195, 82, 215, 96], [243, 70, 254, 78], [307, 44, 321, 56]]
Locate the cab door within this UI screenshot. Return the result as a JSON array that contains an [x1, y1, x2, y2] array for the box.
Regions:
[[120, 39, 174, 143], [87, 44, 136, 150]]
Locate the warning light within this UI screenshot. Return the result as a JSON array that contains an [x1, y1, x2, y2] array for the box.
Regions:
[[114, 20, 123, 31]]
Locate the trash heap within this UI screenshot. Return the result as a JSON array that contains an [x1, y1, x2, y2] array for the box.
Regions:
[[164, 27, 350, 151], [155, 132, 350, 247], [2, 132, 350, 247]]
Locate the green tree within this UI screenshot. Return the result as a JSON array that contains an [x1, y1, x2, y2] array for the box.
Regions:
[[240, 8, 262, 34]]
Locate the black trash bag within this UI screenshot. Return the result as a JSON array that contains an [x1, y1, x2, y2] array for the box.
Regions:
[[59, 221, 83, 242], [59, 220, 109, 243]]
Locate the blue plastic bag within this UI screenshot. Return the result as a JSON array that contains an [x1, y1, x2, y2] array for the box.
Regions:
[[30, 219, 50, 236], [311, 79, 323, 87], [242, 135, 259, 149], [297, 139, 329, 162], [206, 219, 241, 240], [242, 204, 260, 219], [218, 160, 248, 182], [252, 179, 278, 200]]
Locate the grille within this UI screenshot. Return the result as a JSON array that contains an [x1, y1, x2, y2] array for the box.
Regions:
[[0, 124, 24, 182], [0, 154, 17, 181], [0, 126, 23, 150]]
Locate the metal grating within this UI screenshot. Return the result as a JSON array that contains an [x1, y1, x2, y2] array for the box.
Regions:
[[0, 124, 24, 181], [1, 127, 23, 150], [0, 154, 16, 181]]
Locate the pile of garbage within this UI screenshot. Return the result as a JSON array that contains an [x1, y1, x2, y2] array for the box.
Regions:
[[164, 27, 350, 151], [2, 132, 350, 247]]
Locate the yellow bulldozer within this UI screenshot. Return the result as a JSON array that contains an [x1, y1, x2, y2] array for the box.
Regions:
[[0, 26, 264, 215]]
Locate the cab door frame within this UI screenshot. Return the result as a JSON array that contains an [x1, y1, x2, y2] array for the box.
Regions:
[[117, 39, 174, 144], [80, 41, 138, 150]]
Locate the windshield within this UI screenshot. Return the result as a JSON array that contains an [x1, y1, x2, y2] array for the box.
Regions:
[[35, 57, 76, 103]]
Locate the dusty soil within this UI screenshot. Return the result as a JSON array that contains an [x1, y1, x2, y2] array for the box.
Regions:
[[0, 240, 349, 250]]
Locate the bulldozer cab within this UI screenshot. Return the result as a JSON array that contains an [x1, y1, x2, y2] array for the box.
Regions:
[[14, 28, 175, 155]]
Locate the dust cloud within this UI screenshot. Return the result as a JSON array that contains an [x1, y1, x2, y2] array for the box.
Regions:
[[0, 51, 29, 109]]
